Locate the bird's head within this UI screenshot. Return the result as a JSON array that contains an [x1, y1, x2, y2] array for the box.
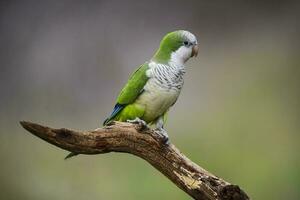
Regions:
[[152, 30, 198, 65]]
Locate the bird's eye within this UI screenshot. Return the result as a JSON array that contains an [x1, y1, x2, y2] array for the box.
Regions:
[[183, 41, 189, 46]]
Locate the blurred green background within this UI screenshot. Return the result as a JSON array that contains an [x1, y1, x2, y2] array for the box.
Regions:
[[1, 0, 299, 199]]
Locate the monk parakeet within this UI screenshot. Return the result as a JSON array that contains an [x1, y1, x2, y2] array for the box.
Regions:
[[103, 30, 198, 143]]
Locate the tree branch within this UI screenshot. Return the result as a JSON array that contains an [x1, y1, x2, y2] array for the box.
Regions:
[[20, 121, 249, 200]]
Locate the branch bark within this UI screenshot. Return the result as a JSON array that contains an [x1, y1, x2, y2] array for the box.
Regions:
[[20, 121, 249, 200]]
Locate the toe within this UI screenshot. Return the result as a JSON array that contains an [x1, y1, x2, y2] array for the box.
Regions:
[[162, 136, 170, 145]]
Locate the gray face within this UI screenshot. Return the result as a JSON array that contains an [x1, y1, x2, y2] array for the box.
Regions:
[[181, 31, 198, 47], [170, 31, 198, 65]]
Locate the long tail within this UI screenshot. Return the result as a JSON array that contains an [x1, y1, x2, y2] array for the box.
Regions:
[[103, 117, 111, 126], [103, 103, 125, 126]]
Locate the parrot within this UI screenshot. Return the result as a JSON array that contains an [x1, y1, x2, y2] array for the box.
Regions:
[[103, 30, 198, 144], [65, 30, 198, 159]]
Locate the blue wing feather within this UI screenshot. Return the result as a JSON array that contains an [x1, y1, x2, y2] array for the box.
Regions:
[[103, 103, 125, 125]]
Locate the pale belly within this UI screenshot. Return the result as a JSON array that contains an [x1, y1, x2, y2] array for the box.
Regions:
[[135, 87, 180, 122]]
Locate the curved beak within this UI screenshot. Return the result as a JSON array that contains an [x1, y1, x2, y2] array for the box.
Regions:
[[191, 45, 199, 57]]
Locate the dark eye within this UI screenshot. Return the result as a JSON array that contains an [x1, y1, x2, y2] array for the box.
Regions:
[[183, 41, 189, 46]]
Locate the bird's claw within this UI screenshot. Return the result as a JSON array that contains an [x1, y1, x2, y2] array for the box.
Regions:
[[155, 128, 170, 145], [127, 117, 148, 130]]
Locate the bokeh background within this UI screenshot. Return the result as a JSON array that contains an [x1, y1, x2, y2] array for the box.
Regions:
[[1, 0, 299, 199]]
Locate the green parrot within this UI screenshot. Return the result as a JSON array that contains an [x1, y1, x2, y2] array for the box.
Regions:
[[104, 30, 198, 143]]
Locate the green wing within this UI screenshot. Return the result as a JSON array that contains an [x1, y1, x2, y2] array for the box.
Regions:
[[117, 62, 149, 104], [103, 62, 149, 125]]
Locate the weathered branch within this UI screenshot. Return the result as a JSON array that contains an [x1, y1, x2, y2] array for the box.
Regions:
[[20, 121, 249, 200]]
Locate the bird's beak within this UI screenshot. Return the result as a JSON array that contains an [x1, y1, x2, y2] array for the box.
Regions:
[[191, 45, 199, 57]]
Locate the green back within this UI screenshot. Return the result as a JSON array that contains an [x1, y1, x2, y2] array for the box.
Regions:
[[117, 62, 149, 104]]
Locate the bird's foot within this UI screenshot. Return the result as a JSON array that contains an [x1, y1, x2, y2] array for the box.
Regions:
[[154, 128, 170, 145], [127, 117, 147, 126], [127, 117, 148, 131]]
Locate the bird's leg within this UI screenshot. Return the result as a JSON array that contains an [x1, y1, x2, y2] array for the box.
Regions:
[[127, 117, 148, 130], [155, 116, 170, 144]]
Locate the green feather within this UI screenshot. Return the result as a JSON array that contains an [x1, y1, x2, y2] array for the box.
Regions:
[[117, 62, 149, 104], [115, 103, 145, 122], [152, 30, 185, 63], [103, 62, 149, 125]]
